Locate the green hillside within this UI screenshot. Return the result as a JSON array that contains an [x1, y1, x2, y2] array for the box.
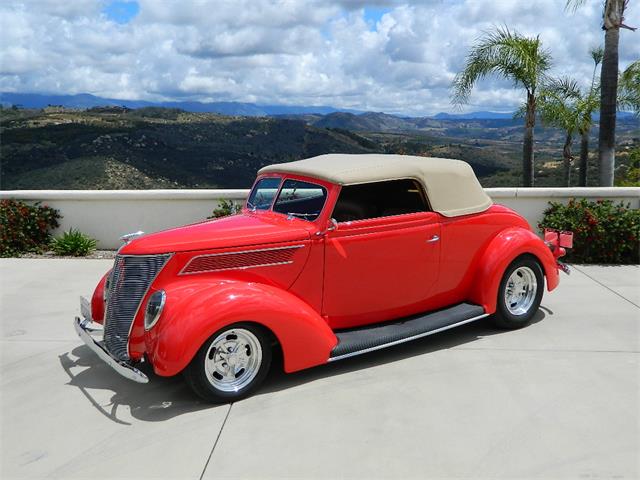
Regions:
[[0, 108, 379, 189], [0, 106, 637, 189]]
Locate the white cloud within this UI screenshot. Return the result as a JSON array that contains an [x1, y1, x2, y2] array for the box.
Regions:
[[1, 0, 638, 115]]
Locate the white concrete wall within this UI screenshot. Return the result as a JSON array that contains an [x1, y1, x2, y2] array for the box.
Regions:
[[1, 188, 638, 249]]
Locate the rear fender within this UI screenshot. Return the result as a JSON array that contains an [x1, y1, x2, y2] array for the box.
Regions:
[[468, 227, 559, 313], [145, 279, 337, 376]]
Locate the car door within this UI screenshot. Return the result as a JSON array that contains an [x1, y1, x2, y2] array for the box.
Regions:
[[322, 179, 441, 329]]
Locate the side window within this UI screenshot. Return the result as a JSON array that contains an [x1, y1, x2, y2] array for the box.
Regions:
[[332, 179, 428, 222], [273, 179, 327, 221]]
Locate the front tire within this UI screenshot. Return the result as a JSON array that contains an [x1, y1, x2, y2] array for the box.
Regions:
[[184, 323, 272, 402], [491, 256, 544, 329]]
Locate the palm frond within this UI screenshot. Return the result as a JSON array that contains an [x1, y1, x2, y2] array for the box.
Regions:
[[565, 0, 589, 13], [538, 76, 583, 133], [621, 59, 640, 84], [451, 26, 551, 105], [513, 103, 528, 119], [618, 60, 640, 115], [590, 46, 604, 66], [542, 77, 581, 99], [576, 86, 600, 133]]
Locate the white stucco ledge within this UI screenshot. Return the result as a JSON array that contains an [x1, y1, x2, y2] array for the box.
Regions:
[[485, 187, 640, 199], [1, 187, 638, 249], [2, 187, 637, 201]]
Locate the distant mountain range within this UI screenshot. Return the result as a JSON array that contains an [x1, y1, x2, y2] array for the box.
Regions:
[[1, 91, 528, 120], [0, 92, 364, 117], [2, 89, 638, 130]]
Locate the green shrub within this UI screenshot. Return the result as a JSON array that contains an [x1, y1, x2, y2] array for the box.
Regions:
[[616, 146, 640, 187], [208, 199, 242, 219], [51, 228, 97, 256], [539, 198, 639, 264], [0, 199, 61, 257]]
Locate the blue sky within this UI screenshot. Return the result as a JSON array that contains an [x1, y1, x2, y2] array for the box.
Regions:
[[363, 7, 390, 30], [103, 1, 140, 24], [1, 0, 638, 115]]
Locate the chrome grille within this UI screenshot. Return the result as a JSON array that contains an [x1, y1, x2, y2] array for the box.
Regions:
[[104, 254, 171, 361]]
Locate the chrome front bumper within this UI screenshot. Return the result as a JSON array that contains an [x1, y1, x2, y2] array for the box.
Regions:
[[74, 297, 149, 384]]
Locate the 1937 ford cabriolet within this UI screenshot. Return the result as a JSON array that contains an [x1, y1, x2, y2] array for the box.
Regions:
[[74, 154, 571, 402]]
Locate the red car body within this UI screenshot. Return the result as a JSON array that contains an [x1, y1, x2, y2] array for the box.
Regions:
[[76, 154, 569, 399]]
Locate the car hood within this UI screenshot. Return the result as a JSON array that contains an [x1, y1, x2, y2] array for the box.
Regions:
[[119, 212, 313, 255]]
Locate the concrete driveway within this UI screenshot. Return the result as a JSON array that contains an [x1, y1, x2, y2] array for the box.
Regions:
[[1, 259, 638, 479]]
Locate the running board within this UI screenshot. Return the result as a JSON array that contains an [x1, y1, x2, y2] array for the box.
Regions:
[[329, 303, 488, 362]]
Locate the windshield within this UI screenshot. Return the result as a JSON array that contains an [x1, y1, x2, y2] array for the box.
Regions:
[[247, 177, 282, 210], [273, 179, 327, 221]]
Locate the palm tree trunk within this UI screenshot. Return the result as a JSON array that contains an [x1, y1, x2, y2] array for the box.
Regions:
[[579, 130, 589, 187], [562, 132, 573, 187], [598, 25, 619, 186], [522, 92, 535, 187]]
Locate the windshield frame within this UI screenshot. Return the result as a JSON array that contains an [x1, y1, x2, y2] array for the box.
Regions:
[[246, 175, 283, 211], [246, 174, 331, 223]]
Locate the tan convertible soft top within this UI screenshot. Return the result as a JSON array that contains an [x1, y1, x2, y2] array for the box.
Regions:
[[259, 154, 492, 217]]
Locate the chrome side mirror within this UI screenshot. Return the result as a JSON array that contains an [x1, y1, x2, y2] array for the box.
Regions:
[[316, 218, 338, 237]]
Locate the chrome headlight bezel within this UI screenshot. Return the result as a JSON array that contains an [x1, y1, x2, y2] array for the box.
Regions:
[[144, 290, 166, 331]]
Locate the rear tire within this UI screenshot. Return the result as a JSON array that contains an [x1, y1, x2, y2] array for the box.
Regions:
[[184, 323, 272, 403], [491, 256, 544, 329]]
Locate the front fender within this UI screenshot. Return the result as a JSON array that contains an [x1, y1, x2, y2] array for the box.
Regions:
[[468, 227, 559, 313], [90, 271, 110, 324], [146, 279, 337, 377]]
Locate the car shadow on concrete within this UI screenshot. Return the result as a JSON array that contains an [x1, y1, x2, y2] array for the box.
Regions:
[[60, 310, 547, 423], [59, 347, 218, 425], [258, 310, 548, 396]]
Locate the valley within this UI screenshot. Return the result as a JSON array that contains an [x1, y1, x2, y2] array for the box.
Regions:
[[1, 106, 637, 189]]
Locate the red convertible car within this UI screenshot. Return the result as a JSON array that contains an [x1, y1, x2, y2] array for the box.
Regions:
[[74, 154, 570, 402]]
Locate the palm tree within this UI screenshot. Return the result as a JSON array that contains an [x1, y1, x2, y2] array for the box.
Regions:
[[618, 59, 640, 115], [577, 47, 603, 186], [566, 0, 636, 186], [452, 27, 552, 187], [538, 79, 582, 186]]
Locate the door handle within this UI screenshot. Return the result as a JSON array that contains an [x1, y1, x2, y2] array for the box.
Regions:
[[426, 235, 440, 243]]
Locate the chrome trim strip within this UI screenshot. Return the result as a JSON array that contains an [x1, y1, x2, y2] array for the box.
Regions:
[[328, 313, 489, 362], [74, 317, 148, 383], [181, 260, 295, 275], [179, 244, 305, 275]]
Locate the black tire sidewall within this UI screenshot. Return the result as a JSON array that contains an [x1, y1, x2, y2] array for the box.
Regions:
[[494, 256, 544, 328], [185, 322, 272, 402]]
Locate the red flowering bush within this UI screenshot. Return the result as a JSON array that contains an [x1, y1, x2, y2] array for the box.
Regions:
[[539, 198, 639, 264], [0, 200, 61, 257]]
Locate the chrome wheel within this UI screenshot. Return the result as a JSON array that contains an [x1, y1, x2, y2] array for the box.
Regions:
[[204, 328, 263, 393], [504, 266, 538, 316]]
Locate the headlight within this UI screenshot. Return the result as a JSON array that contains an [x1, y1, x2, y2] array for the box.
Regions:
[[144, 290, 166, 330]]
